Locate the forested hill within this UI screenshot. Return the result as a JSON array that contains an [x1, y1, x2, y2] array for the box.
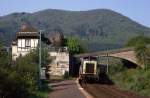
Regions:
[[0, 9, 150, 51]]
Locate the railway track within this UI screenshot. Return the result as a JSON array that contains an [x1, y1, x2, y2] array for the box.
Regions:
[[80, 81, 149, 98]]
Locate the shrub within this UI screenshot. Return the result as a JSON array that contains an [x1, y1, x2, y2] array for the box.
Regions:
[[0, 68, 31, 98], [0, 50, 39, 98], [63, 71, 69, 79], [67, 37, 86, 54], [111, 68, 150, 96]]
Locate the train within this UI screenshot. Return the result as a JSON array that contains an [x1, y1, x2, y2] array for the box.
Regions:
[[79, 56, 100, 83]]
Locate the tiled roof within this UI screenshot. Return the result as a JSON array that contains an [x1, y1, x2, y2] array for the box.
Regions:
[[16, 32, 39, 37], [20, 25, 37, 32], [16, 25, 39, 37]]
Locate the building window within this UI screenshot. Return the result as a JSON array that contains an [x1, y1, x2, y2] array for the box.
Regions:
[[25, 39, 31, 47]]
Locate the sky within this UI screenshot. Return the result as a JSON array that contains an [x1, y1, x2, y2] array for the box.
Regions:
[[0, 0, 150, 27]]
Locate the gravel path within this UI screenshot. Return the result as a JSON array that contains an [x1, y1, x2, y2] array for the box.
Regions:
[[48, 79, 86, 98]]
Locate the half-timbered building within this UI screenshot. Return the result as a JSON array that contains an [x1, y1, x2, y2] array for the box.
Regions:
[[12, 25, 39, 60]]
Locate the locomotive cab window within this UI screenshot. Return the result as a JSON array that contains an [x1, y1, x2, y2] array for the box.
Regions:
[[85, 63, 95, 73], [83, 61, 97, 74]]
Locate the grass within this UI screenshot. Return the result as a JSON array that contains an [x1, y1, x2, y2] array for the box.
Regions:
[[110, 68, 150, 97], [50, 74, 73, 82], [29, 80, 51, 98], [30, 74, 73, 98]]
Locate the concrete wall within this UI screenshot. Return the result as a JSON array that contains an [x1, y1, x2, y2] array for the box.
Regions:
[[48, 50, 69, 76]]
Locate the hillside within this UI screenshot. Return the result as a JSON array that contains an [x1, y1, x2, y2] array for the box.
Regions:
[[0, 9, 150, 51]]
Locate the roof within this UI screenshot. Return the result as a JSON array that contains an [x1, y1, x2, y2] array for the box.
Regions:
[[16, 25, 39, 37], [16, 32, 39, 37], [20, 25, 37, 32]]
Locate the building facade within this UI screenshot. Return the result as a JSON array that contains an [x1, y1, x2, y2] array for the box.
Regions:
[[11, 25, 70, 77], [12, 25, 39, 60], [47, 47, 70, 76]]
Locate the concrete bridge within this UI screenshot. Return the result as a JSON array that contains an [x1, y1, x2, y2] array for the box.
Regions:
[[74, 47, 143, 68]]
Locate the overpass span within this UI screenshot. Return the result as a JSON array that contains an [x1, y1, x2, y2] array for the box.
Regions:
[[74, 47, 143, 67]]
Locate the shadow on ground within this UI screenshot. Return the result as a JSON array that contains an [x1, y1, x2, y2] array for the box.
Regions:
[[51, 82, 76, 88], [98, 73, 114, 85]]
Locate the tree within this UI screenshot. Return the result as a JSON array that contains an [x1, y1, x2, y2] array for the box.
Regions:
[[15, 50, 39, 93], [126, 36, 150, 47], [0, 45, 50, 98], [66, 37, 85, 55], [0, 42, 2, 49], [0, 42, 10, 68], [0, 42, 37, 98], [49, 30, 64, 47], [135, 43, 150, 69], [126, 36, 150, 69]]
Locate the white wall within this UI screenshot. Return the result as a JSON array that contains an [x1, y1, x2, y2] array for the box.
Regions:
[[31, 39, 38, 48], [48, 51, 70, 76], [49, 51, 57, 56], [12, 38, 38, 60], [12, 45, 18, 60]]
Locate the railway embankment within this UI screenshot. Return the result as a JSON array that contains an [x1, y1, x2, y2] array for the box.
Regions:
[[109, 68, 150, 97], [81, 82, 148, 98]]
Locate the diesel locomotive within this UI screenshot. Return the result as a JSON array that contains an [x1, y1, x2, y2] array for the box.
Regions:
[[79, 56, 100, 82]]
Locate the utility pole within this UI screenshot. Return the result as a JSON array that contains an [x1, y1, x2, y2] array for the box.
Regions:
[[106, 53, 109, 74], [38, 30, 44, 89]]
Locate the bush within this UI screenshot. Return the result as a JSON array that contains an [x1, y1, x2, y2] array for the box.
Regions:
[[15, 51, 39, 93], [126, 36, 150, 69], [126, 36, 150, 47], [63, 71, 69, 79], [66, 37, 86, 54], [108, 36, 150, 97], [107, 57, 125, 75], [0, 68, 31, 98], [111, 68, 150, 97], [0, 50, 39, 98], [0, 42, 51, 98]]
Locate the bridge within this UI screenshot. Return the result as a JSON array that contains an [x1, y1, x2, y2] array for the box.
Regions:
[[74, 47, 144, 68]]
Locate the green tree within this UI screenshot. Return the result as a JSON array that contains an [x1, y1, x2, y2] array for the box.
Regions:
[[66, 37, 85, 55], [0, 45, 50, 98], [126, 36, 150, 47], [0, 68, 31, 98], [40, 43, 51, 67], [0, 42, 2, 49], [0, 42, 37, 98], [135, 43, 150, 69], [0, 43, 10, 68], [126, 36, 150, 69]]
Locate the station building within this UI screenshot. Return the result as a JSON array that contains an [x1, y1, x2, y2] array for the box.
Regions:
[[11, 25, 39, 60], [11, 25, 70, 77]]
